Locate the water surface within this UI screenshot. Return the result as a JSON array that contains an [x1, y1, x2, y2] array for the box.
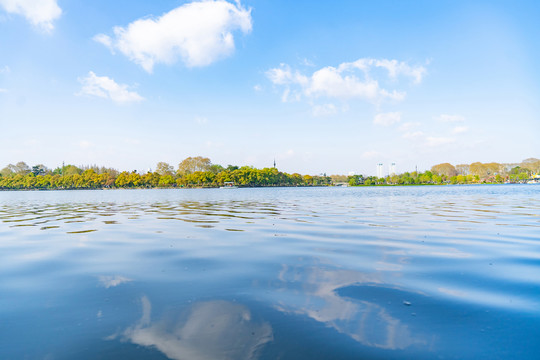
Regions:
[[1, 186, 539, 359]]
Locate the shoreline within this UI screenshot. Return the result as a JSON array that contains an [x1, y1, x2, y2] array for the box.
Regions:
[[0, 182, 537, 192]]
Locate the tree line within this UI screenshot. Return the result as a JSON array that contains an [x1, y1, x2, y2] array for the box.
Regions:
[[0, 157, 332, 190], [348, 158, 540, 186], [1, 156, 538, 190]]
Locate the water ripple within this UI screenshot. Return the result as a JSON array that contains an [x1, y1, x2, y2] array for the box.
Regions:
[[1, 186, 540, 359]]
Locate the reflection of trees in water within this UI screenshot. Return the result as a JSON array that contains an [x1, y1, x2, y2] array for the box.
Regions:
[[110, 297, 273, 360], [275, 264, 432, 350]]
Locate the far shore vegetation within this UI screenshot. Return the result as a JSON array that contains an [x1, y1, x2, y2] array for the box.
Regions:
[[0, 157, 539, 190]]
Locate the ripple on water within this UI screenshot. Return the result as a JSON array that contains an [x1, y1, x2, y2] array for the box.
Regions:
[[0, 186, 540, 359]]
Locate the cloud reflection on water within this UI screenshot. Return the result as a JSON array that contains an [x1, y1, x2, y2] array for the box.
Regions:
[[274, 264, 431, 351], [98, 275, 133, 288], [111, 297, 273, 360]]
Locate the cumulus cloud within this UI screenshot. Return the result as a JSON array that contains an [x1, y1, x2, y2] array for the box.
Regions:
[[306, 66, 404, 101], [94, 0, 252, 72], [0, 0, 61, 31], [266, 64, 308, 85], [373, 112, 401, 126], [435, 114, 465, 122], [371, 59, 426, 84], [77, 71, 144, 104], [337, 58, 426, 83], [266, 58, 425, 108]]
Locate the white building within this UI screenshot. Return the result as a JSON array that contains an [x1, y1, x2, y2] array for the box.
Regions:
[[376, 163, 384, 178], [389, 162, 396, 176]]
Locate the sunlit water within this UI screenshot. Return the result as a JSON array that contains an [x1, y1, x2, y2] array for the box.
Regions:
[[1, 185, 539, 359]]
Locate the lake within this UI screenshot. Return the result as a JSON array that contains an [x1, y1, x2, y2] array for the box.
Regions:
[[1, 185, 539, 359]]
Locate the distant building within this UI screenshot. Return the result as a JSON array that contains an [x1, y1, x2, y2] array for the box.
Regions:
[[376, 163, 384, 178], [389, 162, 396, 176]]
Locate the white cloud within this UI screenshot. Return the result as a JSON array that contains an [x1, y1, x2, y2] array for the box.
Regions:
[[452, 125, 469, 134], [312, 103, 338, 117], [266, 63, 308, 86], [301, 58, 315, 67], [0, 0, 61, 31], [93, 34, 112, 49], [307, 66, 404, 101], [371, 59, 426, 84], [435, 114, 465, 122], [253, 84, 262, 91], [95, 0, 252, 73], [426, 136, 455, 147], [266, 58, 425, 107], [0, 88, 7, 93], [373, 112, 401, 126], [77, 71, 144, 104]]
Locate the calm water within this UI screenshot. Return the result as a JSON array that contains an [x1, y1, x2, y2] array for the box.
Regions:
[[1, 185, 539, 359]]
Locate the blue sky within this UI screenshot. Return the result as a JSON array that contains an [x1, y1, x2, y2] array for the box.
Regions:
[[0, 0, 538, 175]]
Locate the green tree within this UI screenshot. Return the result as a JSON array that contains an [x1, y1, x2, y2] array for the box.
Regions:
[[32, 164, 49, 176], [209, 164, 225, 174], [418, 171, 433, 184], [158, 174, 176, 187], [432, 174, 443, 184], [57, 164, 82, 176]]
